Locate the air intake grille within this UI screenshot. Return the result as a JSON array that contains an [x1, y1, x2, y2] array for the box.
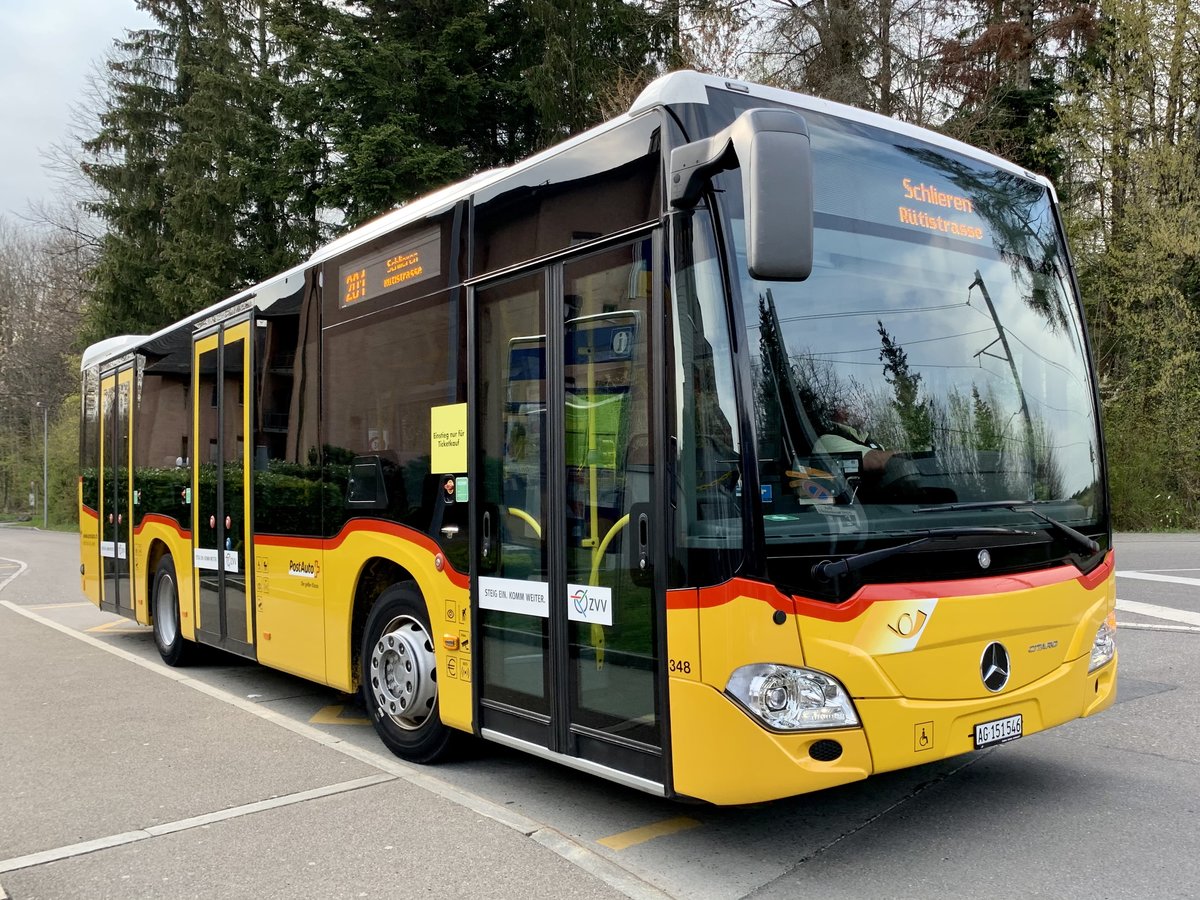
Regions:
[[809, 739, 843, 762]]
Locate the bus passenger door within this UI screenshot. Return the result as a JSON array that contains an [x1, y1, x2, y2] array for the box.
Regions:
[[191, 320, 254, 658], [473, 236, 664, 789], [99, 366, 135, 619]]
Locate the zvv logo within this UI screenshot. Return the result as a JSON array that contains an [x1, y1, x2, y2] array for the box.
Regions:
[[567, 584, 613, 626], [571, 588, 588, 615], [571, 588, 607, 615]]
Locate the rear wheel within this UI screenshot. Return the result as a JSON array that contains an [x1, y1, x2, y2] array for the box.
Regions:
[[361, 582, 454, 763], [152, 555, 196, 666]]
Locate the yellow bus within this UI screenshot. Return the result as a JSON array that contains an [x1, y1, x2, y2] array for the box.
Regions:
[[79, 71, 1116, 804]]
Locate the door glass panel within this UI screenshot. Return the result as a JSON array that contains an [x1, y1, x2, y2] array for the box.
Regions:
[[115, 377, 132, 613], [478, 273, 549, 712], [195, 345, 221, 636], [223, 336, 248, 644], [100, 381, 117, 607], [563, 241, 658, 745]]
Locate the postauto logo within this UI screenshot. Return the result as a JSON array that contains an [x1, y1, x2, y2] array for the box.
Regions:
[[288, 559, 320, 579]]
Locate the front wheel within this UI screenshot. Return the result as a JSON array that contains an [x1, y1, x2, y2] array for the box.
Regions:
[[361, 582, 454, 763], [152, 555, 196, 666]]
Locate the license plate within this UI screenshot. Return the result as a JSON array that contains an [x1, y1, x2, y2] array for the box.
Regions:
[[974, 713, 1023, 749]]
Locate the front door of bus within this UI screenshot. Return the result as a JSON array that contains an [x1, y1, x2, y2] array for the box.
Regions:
[[191, 320, 254, 657], [473, 236, 663, 787], [99, 366, 135, 619]]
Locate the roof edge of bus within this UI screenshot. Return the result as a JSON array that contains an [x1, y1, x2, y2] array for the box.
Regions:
[[307, 169, 503, 268], [81, 334, 150, 371], [630, 69, 1051, 188], [305, 105, 647, 270], [80, 262, 314, 371], [82, 71, 1053, 374]]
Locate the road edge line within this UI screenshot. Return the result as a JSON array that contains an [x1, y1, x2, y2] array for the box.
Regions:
[[0, 775, 395, 876], [0, 557, 28, 594]]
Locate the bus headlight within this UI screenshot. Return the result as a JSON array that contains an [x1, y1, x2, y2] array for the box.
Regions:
[[1089, 611, 1117, 672], [726, 664, 859, 731]]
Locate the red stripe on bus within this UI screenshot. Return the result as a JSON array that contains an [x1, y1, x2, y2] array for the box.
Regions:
[[1074, 551, 1114, 591], [670, 556, 1111, 622], [667, 580, 797, 615], [852, 561, 1099, 602], [132, 514, 191, 540], [254, 519, 468, 589], [82, 505, 98, 520]]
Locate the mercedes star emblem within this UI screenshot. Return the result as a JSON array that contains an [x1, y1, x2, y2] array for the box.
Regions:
[[980, 642, 1010, 692]]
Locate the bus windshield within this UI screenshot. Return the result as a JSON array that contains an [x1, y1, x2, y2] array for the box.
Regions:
[[723, 105, 1105, 567]]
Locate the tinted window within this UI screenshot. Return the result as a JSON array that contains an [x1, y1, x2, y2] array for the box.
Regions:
[[81, 366, 100, 514], [322, 280, 468, 566], [134, 326, 192, 528], [252, 270, 323, 538], [670, 208, 745, 587], [473, 113, 663, 274]]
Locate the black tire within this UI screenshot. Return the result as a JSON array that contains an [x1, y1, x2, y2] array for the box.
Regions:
[[152, 555, 196, 666], [361, 581, 454, 763]]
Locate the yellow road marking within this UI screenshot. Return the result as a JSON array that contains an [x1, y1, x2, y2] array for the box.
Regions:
[[85, 619, 148, 634], [597, 816, 701, 850], [27, 602, 93, 610], [308, 704, 371, 726]]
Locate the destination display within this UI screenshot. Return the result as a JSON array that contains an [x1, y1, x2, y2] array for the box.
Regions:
[[897, 177, 984, 241], [339, 226, 441, 307]]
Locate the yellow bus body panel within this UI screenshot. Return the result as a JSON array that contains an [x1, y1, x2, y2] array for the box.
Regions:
[[668, 559, 1117, 804], [669, 677, 873, 804], [133, 517, 196, 639], [250, 524, 473, 734], [80, 484, 100, 606], [252, 539, 328, 684]]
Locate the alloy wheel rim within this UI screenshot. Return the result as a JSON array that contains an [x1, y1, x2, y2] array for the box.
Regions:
[[368, 614, 437, 730], [156, 573, 178, 646]]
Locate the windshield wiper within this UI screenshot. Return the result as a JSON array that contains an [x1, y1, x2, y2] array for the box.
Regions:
[[912, 500, 1100, 555], [811, 526, 1036, 582]]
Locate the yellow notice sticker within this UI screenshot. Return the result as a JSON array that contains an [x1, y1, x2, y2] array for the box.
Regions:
[[431, 403, 467, 472]]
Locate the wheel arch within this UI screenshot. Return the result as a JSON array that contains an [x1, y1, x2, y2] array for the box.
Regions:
[[349, 556, 424, 691], [144, 538, 172, 623]]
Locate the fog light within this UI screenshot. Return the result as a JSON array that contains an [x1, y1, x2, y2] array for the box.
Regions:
[[727, 664, 859, 731], [1089, 611, 1116, 673]]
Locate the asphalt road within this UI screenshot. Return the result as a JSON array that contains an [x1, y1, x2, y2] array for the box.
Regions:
[[2, 528, 1198, 899]]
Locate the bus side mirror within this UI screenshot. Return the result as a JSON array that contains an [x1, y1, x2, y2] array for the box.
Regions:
[[669, 108, 813, 282]]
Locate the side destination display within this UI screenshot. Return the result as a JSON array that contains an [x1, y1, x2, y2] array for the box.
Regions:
[[339, 226, 441, 307]]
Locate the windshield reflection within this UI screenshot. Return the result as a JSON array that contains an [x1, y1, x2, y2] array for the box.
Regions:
[[735, 114, 1103, 547]]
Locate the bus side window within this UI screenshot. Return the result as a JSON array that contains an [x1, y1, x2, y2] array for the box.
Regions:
[[670, 208, 745, 586]]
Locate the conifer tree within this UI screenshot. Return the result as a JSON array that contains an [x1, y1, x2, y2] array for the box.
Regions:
[[81, 4, 194, 338]]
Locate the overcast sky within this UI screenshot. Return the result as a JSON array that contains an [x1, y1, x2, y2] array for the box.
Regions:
[[0, 0, 152, 221]]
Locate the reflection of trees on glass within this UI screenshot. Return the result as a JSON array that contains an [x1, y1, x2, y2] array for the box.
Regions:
[[754, 291, 788, 464], [903, 146, 1072, 333], [1028, 416, 1065, 501], [735, 113, 1098, 531], [971, 386, 1003, 451], [877, 321, 932, 450], [754, 290, 844, 466], [756, 312, 1067, 504]]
